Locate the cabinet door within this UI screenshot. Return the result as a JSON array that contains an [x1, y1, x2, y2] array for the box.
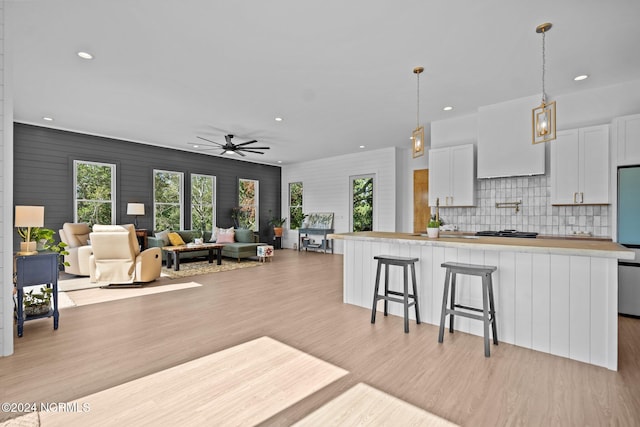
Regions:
[[551, 130, 580, 204], [616, 113, 640, 166], [428, 148, 450, 206], [580, 125, 609, 204], [450, 144, 475, 206]]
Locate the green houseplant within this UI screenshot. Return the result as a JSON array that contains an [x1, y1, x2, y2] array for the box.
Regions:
[[426, 216, 442, 238], [268, 216, 287, 237], [23, 286, 53, 316], [18, 227, 70, 267]]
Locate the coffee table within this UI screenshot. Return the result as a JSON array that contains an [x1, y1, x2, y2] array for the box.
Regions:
[[162, 243, 225, 271]]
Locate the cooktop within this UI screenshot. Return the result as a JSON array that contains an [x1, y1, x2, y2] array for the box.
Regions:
[[475, 230, 539, 238]]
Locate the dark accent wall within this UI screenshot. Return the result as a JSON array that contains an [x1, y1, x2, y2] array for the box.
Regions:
[[13, 123, 281, 248]]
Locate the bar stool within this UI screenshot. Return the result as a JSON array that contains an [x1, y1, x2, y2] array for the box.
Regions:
[[438, 261, 498, 357], [370, 255, 420, 333]]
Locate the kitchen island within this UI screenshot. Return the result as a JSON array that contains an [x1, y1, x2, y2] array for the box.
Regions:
[[329, 231, 634, 370]]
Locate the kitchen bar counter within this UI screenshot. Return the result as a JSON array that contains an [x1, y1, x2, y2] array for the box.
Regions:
[[331, 231, 633, 370]]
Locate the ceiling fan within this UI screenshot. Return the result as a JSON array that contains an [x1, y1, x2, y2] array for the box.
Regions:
[[194, 134, 270, 157]]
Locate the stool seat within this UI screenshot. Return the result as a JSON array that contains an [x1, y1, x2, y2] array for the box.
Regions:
[[438, 261, 498, 357], [371, 255, 420, 333]]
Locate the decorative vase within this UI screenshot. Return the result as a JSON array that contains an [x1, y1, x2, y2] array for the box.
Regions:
[[426, 227, 439, 238], [24, 304, 50, 317], [274, 227, 283, 237]]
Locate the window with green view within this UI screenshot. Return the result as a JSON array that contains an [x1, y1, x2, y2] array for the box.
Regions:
[[74, 160, 116, 227], [191, 173, 216, 235], [289, 182, 303, 229], [154, 170, 184, 231], [238, 178, 259, 231]]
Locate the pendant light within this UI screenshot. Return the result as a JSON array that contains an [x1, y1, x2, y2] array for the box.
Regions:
[[412, 66, 425, 158], [532, 22, 556, 144]]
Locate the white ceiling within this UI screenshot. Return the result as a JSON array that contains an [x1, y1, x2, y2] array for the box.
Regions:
[[7, 0, 640, 165]]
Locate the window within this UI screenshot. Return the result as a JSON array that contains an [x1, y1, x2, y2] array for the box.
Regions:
[[289, 182, 303, 229], [191, 174, 216, 234], [350, 174, 374, 232], [74, 160, 116, 226], [238, 178, 259, 231], [154, 170, 184, 231]]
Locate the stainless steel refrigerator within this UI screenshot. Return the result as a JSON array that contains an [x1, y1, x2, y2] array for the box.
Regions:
[[618, 166, 640, 316]]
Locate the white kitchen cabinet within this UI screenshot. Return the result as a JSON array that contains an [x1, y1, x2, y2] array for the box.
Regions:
[[614, 113, 640, 166], [551, 124, 610, 205], [428, 144, 475, 207]]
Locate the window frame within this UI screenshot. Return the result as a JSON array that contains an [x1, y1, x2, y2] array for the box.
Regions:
[[153, 169, 184, 231], [73, 160, 116, 225], [191, 173, 216, 233], [288, 181, 303, 230]]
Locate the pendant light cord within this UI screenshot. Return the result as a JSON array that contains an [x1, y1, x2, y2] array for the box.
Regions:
[[541, 30, 546, 104], [416, 71, 420, 128]]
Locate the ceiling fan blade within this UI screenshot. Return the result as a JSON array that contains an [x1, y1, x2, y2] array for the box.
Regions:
[[197, 136, 224, 147], [240, 149, 267, 154], [234, 140, 258, 147], [235, 150, 246, 157], [240, 146, 270, 150]]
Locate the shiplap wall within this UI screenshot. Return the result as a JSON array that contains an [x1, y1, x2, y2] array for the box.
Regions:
[[280, 147, 399, 253], [12, 124, 282, 250], [343, 239, 618, 370]]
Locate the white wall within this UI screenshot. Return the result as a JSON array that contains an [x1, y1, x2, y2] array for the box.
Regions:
[[1, 0, 14, 356], [281, 147, 399, 253]]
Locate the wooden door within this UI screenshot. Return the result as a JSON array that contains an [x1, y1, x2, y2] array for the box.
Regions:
[[413, 169, 430, 233]]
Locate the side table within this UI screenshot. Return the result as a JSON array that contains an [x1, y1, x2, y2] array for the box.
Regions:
[[14, 253, 59, 337], [135, 229, 148, 250]]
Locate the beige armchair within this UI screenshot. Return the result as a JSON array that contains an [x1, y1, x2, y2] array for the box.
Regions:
[[59, 223, 93, 276], [89, 224, 162, 285]]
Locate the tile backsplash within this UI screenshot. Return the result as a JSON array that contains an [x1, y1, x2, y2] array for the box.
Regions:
[[439, 174, 611, 237]]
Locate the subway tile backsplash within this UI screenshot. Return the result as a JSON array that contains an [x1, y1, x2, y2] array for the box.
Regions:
[[439, 174, 611, 237]]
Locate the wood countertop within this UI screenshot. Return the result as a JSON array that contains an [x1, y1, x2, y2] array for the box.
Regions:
[[328, 231, 635, 260]]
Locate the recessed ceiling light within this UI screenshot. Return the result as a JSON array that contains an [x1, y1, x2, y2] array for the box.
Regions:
[[443, 106, 454, 111], [359, 145, 365, 149], [77, 51, 94, 60], [275, 117, 283, 122], [574, 74, 589, 81], [277, 160, 283, 164], [193, 145, 199, 148], [43, 116, 54, 121]]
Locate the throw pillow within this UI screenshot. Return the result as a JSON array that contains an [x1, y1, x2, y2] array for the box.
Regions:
[[209, 227, 219, 242], [167, 232, 186, 246], [216, 229, 235, 243], [235, 228, 254, 243], [155, 229, 170, 246]]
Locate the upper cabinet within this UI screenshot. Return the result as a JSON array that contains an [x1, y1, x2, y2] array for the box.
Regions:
[[551, 124, 610, 205], [477, 95, 545, 178], [428, 144, 475, 207], [614, 113, 640, 166]]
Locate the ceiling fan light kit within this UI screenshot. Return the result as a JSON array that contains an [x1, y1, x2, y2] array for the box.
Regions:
[[532, 22, 556, 144], [196, 134, 270, 157]]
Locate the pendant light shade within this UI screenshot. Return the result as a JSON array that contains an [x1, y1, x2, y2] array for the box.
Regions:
[[412, 66, 425, 158], [532, 23, 556, 144]]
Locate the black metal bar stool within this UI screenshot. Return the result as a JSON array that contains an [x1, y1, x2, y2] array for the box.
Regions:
[[438, 261, 498, 356], [370, 255, 420, 333]]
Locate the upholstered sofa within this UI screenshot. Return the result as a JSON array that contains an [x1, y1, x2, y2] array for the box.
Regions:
[[148, 229, 266, 262]]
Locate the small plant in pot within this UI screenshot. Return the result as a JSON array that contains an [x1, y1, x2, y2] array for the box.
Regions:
[[427, 216, 442, 238], [23, 286, 53, 317], [268, 217, 287, 237]]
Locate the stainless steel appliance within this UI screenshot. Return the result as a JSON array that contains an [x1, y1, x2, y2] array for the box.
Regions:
[[618, 166, 640, 316]]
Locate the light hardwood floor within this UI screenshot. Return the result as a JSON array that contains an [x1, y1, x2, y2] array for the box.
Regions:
[[2, 250, 639, 426]]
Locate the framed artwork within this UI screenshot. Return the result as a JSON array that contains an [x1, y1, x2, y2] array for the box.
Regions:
[[412, 126, 424, 158]]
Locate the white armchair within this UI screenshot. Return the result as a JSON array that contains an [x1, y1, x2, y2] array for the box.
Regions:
[[59, 222, 93, 276], [89, 224, 162, 285]]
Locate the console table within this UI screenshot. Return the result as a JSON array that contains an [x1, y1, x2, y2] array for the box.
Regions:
[[298, 228, 334, 254], [14, 253, 59, 337]]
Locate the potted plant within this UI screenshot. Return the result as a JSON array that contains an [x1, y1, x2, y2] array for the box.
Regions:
[[427, 216, 442, 238], [268, 216, 287, 237], [23, 286, 53, 317]]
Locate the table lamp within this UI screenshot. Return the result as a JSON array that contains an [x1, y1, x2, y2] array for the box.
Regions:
[[127, 203, 145, 228], [15, 205, 45, 255]]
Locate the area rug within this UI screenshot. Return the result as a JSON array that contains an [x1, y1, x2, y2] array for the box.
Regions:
[[294, 383, 459, 426], [38, 337, 348, 427], [60, 281, 202, 308], [161, 258, 262, 279]]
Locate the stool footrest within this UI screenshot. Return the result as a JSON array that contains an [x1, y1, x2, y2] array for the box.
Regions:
[[376, 295, 417, 306], [454, 303, 485, 313], [445, 308, 486, 322]]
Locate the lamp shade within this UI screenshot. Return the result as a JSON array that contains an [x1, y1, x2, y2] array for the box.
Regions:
[[127, 203, 145, 216], [15, 205, 45, 227]]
